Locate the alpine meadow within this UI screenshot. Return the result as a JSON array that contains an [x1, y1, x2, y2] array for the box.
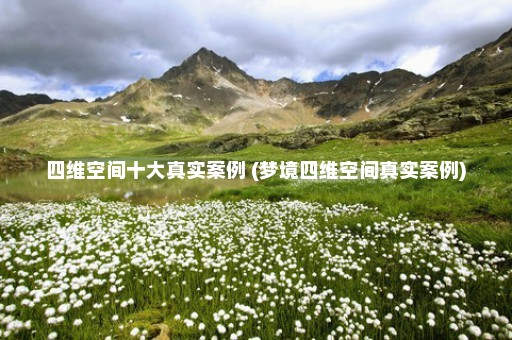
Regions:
[[0, 3, 512, 339]]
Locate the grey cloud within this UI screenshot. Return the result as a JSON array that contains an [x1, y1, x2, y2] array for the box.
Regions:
[[0, 0, 511, 96]]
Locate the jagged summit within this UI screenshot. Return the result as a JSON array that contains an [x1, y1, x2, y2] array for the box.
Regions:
[[181, 47, 232, 71], [187, 47, 224, 65], [159, 47, 253, 83]]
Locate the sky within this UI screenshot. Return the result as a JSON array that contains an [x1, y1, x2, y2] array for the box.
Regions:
[[0, 0, 511, 101]]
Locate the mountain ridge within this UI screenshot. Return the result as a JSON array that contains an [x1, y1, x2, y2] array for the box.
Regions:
[[0, 90, 58, 120], [1, 27, 511, 137]]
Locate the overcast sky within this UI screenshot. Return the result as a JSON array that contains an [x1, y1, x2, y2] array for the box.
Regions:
[[0, 0, 511, 101]]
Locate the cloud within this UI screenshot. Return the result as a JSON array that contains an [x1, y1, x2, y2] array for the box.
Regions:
[[0, 0, 511, 99], [397, 46, 442, 76], [0, 70, 127, 102]]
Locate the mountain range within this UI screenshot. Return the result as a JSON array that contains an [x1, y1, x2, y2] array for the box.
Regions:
[[1, 27, 511, 137], [0, 90, 56, 120]]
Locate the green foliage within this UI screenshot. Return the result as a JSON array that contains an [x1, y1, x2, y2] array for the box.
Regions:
[[211, 119, 512, 251]]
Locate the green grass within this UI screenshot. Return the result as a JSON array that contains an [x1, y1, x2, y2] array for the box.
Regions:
[[0, 200, 511, 339], [0, 118, 199, 158], [211, 119, 512, 251], [1, 115, 511, 249], [0, 117, 511, 338]]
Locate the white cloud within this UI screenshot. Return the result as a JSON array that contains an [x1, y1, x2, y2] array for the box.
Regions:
[[0, 73, 41, 94], [0, 0, 511, 95], [397, 46, 442, 76], [0, 71, 125, 101]]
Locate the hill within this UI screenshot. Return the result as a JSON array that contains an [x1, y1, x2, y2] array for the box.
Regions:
[[0, 27, 511, 156], [0, 90, 57, 119]]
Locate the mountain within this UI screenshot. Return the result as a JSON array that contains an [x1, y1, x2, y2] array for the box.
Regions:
[[424, 28, 512, 98], [304, 69, 424, 121], [0, 90, 57, 119], [1, 27, 511, 137], [0, 48, 423, 134]]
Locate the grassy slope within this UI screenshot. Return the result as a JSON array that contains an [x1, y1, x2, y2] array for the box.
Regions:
[[0, 147, 46, 172], [1, 113, 512, 339], [211, 119, 512, 251], [0, 118, 199, 158], [1, 114, 511, 250]]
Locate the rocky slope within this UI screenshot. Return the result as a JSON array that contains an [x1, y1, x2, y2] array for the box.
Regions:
[[153, 81, 512, 153], [424, 27, 512, 99], [1, 27, 511, 138], [0, 90, 57, 119], [0, 49, 425, 135]]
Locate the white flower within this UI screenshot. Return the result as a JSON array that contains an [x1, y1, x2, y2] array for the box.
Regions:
[[73, 319, 83, 326], [15, 286, 29, 297], [434, 297, 445, 306], [388, 327, 397, 336], [48, 332, 58, 339], [402, 285, 411, 292], [57, 303, 71, 314], [130, 327, 140, 337], [467, 325, 481, 337], [47, 317, 59, 325], [73, 300, 84, 308], [217, 324, 227, 334], [386, 293, 394, 300], [495, 316, 509, 324], [6, 320, 24, 331], [191, 312, 199, 319], [198, 323, 205, 331]]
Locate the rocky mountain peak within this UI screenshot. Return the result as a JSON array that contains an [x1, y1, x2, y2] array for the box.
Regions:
[[184, 47, 226, 69], [159, 47, 252, 83]]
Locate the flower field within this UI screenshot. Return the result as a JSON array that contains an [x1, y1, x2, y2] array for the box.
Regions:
[[0, 199, 511, 339]]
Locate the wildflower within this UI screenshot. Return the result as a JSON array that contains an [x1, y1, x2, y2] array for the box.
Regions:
[[467, 325, 482, 337], [130, 327, 140, 337], [449, 323, 459, 331], [434, 297, 445, 306], [217, 324, 227, 334], [57, 303, 71, 314]]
